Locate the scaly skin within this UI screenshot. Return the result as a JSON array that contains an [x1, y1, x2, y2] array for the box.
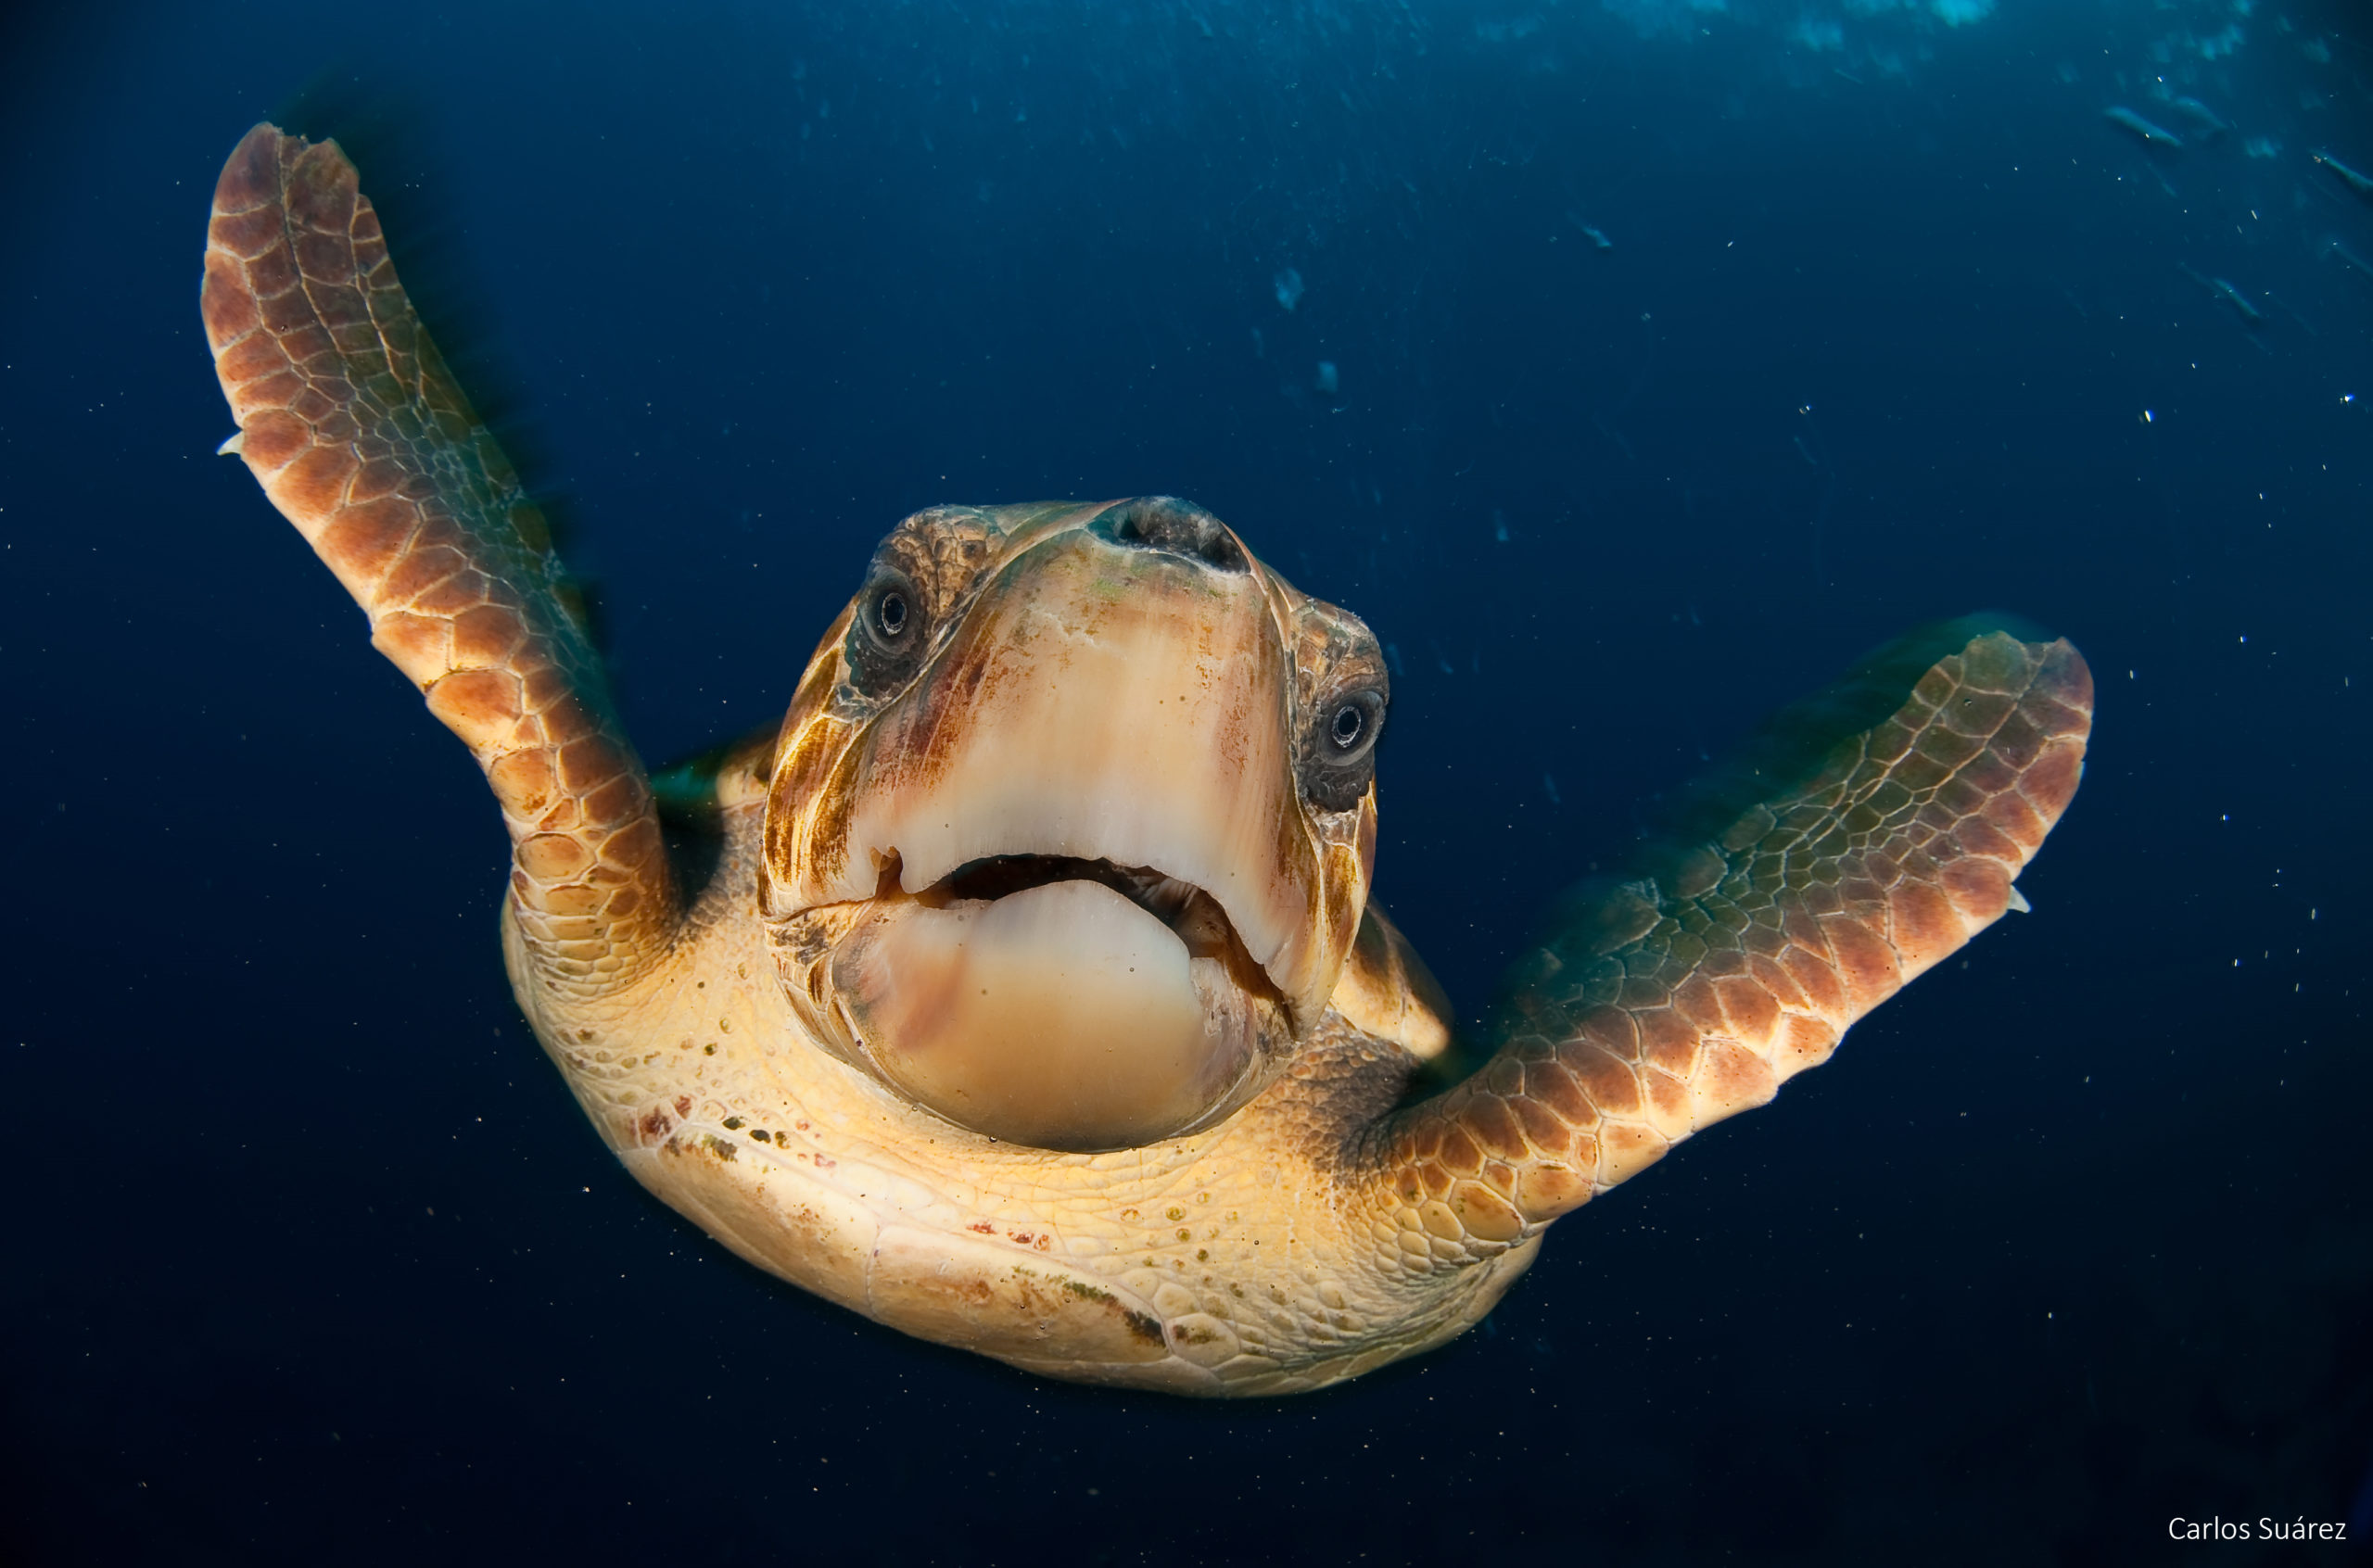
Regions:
[[1365, 631, 2092, 1232], [202, 125, 672, 1000], [204, 124, 2092, 1394]]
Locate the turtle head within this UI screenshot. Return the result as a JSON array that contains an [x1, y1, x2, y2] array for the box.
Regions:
[[758, 499, 1389, 1152]]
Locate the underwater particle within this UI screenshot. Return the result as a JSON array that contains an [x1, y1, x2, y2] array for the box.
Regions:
[[1273, 268, 1305, 311], [1565, 210, 1615, 247], [1474, 14, 1542, 42], [2166, 95, 2228, 137], [2244, 136, 2280, 159], [1313, 360, 1338, 395], [2313, 149, 2373, 202], [2188, 23, 2243, 60], [1601, 0, 1735, 41], [1542, 774, 1561, 806], [2177, 262, 2265, 329], [1492, 509, 1509, 542], [1930, 0, 1993, 23], [2321, 241, 2373, 285], [1790, 16, 1844, 51], [2104, 107, 2183, 148]]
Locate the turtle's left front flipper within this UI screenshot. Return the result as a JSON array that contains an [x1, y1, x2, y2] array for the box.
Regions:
[[202, 124, 677, 994], [1356, 622, 2090, 1246]]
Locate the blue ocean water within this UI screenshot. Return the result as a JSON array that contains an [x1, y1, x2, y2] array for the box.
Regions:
[[3, 1, 2367, 1562]]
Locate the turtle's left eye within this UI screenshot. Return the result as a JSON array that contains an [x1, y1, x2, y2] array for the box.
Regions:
[[1301, 686, 1386, 809], [848, 566, 928, 696]]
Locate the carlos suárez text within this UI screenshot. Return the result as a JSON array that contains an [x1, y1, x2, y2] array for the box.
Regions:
[[2167, 1516, 2345, 1542]]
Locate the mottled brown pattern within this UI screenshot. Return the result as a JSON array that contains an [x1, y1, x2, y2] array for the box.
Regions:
[[202, 125, 674, 995], [1362, 631, 2091, 1228]]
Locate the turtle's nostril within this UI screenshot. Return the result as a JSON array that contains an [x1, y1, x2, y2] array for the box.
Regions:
[[1098, 497, 1249, 574]]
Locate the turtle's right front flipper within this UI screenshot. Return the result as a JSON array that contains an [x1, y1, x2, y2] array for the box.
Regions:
[[202, 123, 677, 995], [1360, 622, 2091, 1240]]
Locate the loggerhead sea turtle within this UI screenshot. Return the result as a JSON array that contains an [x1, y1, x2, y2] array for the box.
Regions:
[[200, 124, 2092, 1396]]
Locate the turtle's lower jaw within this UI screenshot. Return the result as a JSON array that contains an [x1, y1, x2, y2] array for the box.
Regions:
[[824, 860, 1284, 1151]]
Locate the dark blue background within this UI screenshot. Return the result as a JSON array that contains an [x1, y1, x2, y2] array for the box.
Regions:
[[3, 1, 2367, 1562]]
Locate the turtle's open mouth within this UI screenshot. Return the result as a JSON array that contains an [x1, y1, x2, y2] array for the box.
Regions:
[[926, 853, 1272, 984], [768, 521, 1328, 1151], [912, 850, 1287, 1023]]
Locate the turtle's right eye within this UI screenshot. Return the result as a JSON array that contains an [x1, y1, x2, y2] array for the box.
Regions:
[[1299, 684, 1387, 810], [849, 567, 928, 695]]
